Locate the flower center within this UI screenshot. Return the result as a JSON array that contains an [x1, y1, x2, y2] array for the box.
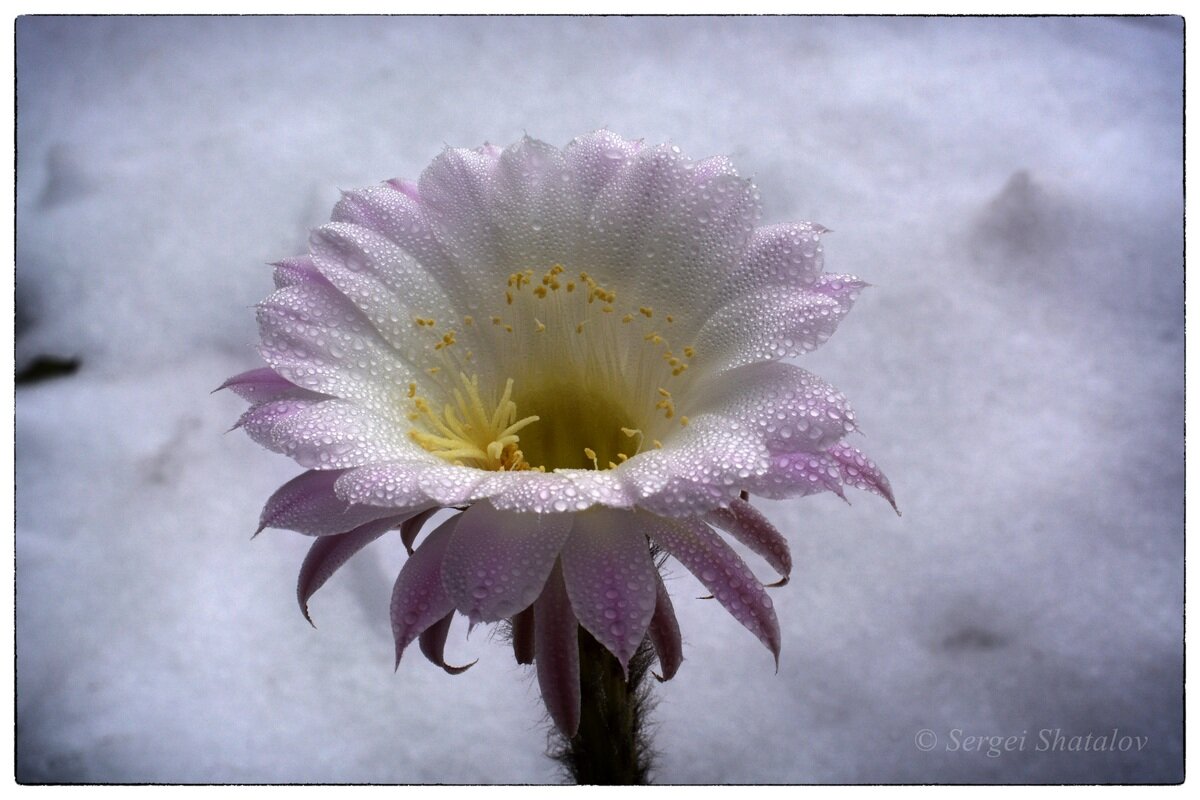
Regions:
[[405, 265, 695, 472]]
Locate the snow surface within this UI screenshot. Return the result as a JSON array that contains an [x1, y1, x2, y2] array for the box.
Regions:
[[14, 16, 1183, 783]]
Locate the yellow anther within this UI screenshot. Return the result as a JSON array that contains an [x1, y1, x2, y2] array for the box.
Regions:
[[534, 285, 548, 298], [602, 305, 614, 313], [622, 314, 633, 323], [584, 447, 599, 470], [427, 367, 440, 375], [566, 282, 576, 292], [639, 306, 653, 318], [658, 388, 672, 398], [617, 453, 629, 463], [504, 325, 514, 333], [408, 373, 540, 472], [680, 416, 689, 427], [672, 366, 688, 376], [463, 316, 474, 326], [683, 346, 695, 358], [491, 316, 503, 325], [506, 291, 514, 305], [653, 439, 663, 449], [407, 412, 419, 421], [608, 461, 618, 470], [407, 383, 417, 398], [576, 322, 586, 334], [620, 427, 640, 438], [534, 319, 546, 333], [666, 314, 674, 323]]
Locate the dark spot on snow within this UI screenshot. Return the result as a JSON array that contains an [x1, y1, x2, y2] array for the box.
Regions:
[[942, 626, 1005, 652], [38, 144, 95, 209], [15, 355, 80, 385], [970, 170, 1067, 262]]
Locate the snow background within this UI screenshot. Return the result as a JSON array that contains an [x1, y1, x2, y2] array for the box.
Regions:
[[13, 16, 1183, 783]]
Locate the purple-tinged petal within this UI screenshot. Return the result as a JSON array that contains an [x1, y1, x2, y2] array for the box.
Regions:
[[559, 509, 658, 673], [583, 143, 760, 322], [562, 129, 643, 209], [647, 572, 683, 682], [752, 450, 846, 501], [259, 469, 402, 536], [307, 223, 463, 358], [472, 469, 592, 514], [297, 515, 404, 625], [643, 515, 781, 666], [811, 273, 868, 316], [512, 606, 535, 665], [218, 367, 323, 404], [725, 222, 827, 292], [705, 498, 792, 582], [693, 288, 849, 371], [692, 361, 858, 455], [827, 443, 899, 513], [384, 177, 421, 200], [618, 417, 770, 517], [399, 507, 440, 555], [268, 399, 420, 470], [391, 514, 461, 668], [418, 612, 476, 675], [418, 146, 504, 274], [440, 502, 574, 624], [256, 279, 413, 413], [236, 397, 322, 452], [534, 561, 581, 737], [271, 256, 329, 289], [335, 460, 442, 509]]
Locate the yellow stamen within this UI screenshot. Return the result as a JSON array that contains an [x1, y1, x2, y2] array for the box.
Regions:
[[409, 374, 540, 471]]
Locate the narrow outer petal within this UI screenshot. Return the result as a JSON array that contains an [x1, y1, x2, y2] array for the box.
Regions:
[[559, 509, 659, 673], [440, 502, 574, 624], [705, 498, 792, 581], [647, 571, 684, 682], [512, 606, 535, 665], [259, 469, 399, 536], [399, 507, 440, 554], [827, 443, 898, 512], [297, 515, 405, 624], [391, 514, 462, 668], [418, 612, 476, 675], [534, 560, 581, 738], [219, 367, 321, 404], [643, 515, 781, 666]]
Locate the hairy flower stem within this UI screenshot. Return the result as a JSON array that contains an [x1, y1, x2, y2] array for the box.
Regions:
[[552, 628, 656, 785]]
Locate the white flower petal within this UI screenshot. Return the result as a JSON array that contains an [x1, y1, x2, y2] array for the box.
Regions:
[[618, 416, 770, 516], [692, 287, 851, 371], [692, 361, 857, 455], [256, 279, 413, 414], [308, 222, 464, 357], [333, 460, 438, 510], [269, 399, 421, 470], [581, 143, 761, 329]]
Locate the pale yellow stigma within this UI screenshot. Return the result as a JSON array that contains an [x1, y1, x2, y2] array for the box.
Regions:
[[408, 373, 539, 471]]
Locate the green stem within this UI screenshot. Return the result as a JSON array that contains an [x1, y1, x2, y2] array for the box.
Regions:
[[552, 628, 655, 784]]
